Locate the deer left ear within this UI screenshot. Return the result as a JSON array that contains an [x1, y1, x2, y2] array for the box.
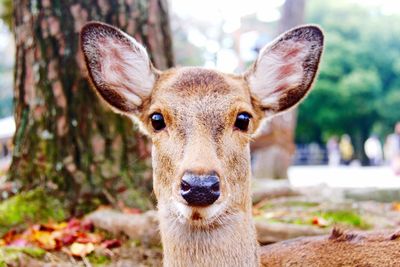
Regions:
[[245, 25, 324, 116], [80, 22, 157, 114]]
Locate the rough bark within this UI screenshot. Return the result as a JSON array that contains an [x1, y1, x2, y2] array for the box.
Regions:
[[10, 0, 174, 214], [251, 0, 305, 179]]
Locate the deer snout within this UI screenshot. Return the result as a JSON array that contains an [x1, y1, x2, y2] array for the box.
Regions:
[[180, 173, 220, 207]]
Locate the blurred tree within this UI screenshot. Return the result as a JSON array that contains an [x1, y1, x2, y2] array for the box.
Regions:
[[251, 0, 305, 179], [297, 0, 400, 164], [10, 0, 174, 214]]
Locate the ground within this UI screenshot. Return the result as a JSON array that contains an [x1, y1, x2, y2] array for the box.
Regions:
[[1, 165, 400, 266]]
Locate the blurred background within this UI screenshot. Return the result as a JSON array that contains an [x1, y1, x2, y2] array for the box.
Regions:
[[1, 0, 400, 265]]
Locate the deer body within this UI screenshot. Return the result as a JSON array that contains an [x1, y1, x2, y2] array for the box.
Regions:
[[81, 22, 324, 267], [260, 228, 400, 267]]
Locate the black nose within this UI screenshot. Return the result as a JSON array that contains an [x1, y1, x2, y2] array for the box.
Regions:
[[180, 173, 220, 207]]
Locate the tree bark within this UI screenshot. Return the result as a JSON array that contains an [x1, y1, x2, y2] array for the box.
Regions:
[[10, 0, 174, 214], [251, 0, 305, 179]]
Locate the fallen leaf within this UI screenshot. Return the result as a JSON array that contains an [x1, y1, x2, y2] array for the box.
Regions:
[[32, 231, 56, 250], [392, 202, 400, 211], [75, 232, 102, 244], [312, 216, 329, 227], [42, 222, 68, 231], [101, 239, 121, 249], [60, 233, 77, 246], [67, 218, 81, 232], [69, 242, 95, 257], [80, 220, 94, 232], [3, 230, 17, 244]]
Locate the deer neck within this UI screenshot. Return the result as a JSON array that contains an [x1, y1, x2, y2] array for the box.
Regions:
[[159, 211, 258, 267]]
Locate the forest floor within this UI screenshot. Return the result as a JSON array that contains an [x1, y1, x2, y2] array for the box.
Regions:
[[1, 166, 400, 266]]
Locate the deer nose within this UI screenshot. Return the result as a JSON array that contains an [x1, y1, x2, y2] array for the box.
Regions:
[[180, 173, 220, 207]]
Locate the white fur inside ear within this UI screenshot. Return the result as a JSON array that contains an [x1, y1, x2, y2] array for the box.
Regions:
[[83, 28, 155, 107], [248, 39, 306, 107]]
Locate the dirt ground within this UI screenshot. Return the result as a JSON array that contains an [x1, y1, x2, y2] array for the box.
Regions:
[[2, 174, 400, 266]]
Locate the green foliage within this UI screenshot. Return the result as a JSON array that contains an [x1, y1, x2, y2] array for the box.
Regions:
[[0, 0, 12, 28], [297, 0, 400, 149], [315, 210, 370, 229], [0, 189, 67, 236], [88, 253, 112, 266]]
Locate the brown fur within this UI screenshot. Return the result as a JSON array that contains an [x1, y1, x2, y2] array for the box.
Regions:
[[260, 228, 400, 267], [80, 22, 324, 267]]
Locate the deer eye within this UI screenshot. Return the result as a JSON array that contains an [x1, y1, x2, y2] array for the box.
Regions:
[[150, 113, 166, 131], [234, 112, 251, 131]]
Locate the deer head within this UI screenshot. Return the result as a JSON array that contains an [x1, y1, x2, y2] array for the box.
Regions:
[[81, 21, 323, 233]]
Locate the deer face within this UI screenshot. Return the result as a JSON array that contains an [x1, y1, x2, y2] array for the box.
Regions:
[[81, 22, 323, 228]]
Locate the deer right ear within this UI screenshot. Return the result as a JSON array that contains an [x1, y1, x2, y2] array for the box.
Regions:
[[80, 22, 157, 114], [245, 25, 324, 117]]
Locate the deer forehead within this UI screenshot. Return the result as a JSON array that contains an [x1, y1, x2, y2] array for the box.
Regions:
[[150, 68, 254, 122], [155, 67, 251, 111]]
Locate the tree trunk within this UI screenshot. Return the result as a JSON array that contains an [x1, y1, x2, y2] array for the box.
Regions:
[[10, 0, 174, 214], [251, 0, 305, 179]]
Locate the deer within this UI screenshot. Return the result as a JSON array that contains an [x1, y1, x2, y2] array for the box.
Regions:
[[260, 227, 400, 266], [80, 22, 323, 266]]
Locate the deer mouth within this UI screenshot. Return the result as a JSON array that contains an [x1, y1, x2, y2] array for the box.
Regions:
[[174, 200, 228, 226]]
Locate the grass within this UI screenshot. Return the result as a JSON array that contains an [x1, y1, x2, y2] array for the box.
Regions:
[[315, 210, 371, 229], [88, 253, 112, 266], [258, 203, 371, 230], [0, 246, 45, 266]]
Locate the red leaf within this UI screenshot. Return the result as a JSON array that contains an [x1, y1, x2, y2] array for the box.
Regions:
[[60, 233, 77, 246], [75, 233, 102, 244], [67, 218, 81, 231], [101, 239, 121, 249], [3, 230, 17, 244], [80, 220, 94, 232]]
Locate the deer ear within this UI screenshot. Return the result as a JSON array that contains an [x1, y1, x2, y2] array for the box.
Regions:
[[246, 25, 324, 116], [80, 22, 157, 114]]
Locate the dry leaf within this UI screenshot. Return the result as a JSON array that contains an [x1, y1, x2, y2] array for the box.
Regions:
[[392, 202, 400, 211], [32, 230, 56, 250], [70, 242, 95, 257], [312, 216, 329, 227], [42, 222, 68, 231]]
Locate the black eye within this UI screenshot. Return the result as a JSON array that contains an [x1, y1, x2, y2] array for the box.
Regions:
[[234, 112, 251, 131], [150, 113, 166, 131]]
